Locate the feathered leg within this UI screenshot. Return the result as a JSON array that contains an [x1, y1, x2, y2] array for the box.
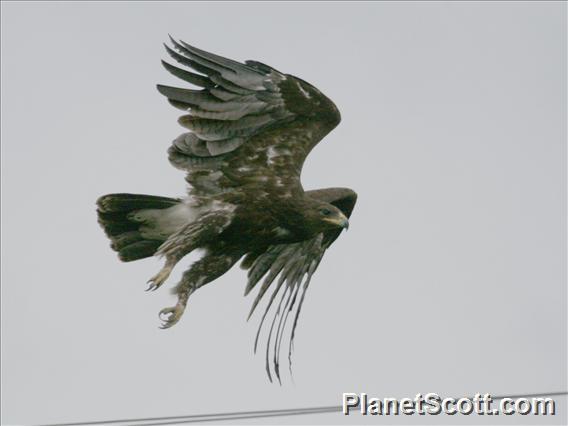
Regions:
[[146, 210, 234, 291], [146, 253, 182, 291], [159, 250, 242, 329]]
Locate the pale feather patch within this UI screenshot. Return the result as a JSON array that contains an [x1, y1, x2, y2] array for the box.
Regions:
[[136, 199, 235, 240], [296, 81, 311, 99], [266, 146, 278, 166], [210, 200, 237, 213], [273, 227, 291, 238], [137, 203, 200, 239]]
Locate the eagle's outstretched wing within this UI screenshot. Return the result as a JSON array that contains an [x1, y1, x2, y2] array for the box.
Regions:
[[158, 38, 341, 196], [241, 188, 357, 382]]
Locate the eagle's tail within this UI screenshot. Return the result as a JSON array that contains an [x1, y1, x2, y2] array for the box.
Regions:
[[96, 193, 182, 262]]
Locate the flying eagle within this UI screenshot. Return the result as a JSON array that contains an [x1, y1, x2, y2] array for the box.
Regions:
[[97, 38, 357, 381]]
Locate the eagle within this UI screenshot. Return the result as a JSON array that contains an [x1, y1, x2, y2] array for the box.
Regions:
[[96, 38, 357, 381]]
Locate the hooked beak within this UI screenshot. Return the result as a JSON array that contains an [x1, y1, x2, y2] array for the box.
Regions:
[[323, 214, 349, 230]]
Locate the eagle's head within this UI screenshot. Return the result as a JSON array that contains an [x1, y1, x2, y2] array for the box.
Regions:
[[303, 200, 349, 233]]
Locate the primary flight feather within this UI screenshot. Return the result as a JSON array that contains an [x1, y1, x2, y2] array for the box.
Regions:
[[96, 38, 357, 381]]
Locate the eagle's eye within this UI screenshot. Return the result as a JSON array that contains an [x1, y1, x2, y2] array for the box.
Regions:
[[320, 208, 332, 216]]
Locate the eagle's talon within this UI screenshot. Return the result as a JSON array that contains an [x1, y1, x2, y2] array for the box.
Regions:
[[146, 280, 162, 292], [158, 304, 185, 329], [146, 265, 174, 292]]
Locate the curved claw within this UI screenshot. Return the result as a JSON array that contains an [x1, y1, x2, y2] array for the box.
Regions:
[[146, 265, 174, 292], [158, 304, 185, 329], [146, 279, 161, 292]]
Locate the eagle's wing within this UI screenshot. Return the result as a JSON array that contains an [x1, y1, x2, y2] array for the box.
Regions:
[[241, 188, 357, 382], [158, 38, 341, 196]]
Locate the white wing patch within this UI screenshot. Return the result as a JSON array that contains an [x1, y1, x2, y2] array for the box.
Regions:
[[273, 227, 291, 237], [266, 146, 278, 166], [296, 81, 311, 99]]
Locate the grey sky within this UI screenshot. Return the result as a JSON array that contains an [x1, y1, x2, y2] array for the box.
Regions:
[[1, 2, 566, 425]]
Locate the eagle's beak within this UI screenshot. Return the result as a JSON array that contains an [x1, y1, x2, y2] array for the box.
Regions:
[[324, 214, 349, 230]]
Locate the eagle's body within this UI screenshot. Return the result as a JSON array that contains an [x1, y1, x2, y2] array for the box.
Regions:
[[97, 39, 357, 381]]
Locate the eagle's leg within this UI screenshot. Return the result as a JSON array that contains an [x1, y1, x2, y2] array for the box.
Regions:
[[148, 211, 234, 292], [146, 254, 180, 292], [158, 251, 241, 329]]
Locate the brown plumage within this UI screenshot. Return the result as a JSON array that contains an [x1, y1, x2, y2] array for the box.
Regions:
[[96, 38, 357, 381]]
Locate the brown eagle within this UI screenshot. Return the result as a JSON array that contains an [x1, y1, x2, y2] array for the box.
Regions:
[[97, 38, 357, 381]]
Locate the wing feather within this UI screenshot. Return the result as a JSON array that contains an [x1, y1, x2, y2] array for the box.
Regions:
[[171, 38, 266, 90], [179, 39, 264, 77], [209, 75, 255, 95], [156, 85, 218, 106], [161, 60, 214, 89], [164, 44, 221, 78], [178, 114, 275, 141]]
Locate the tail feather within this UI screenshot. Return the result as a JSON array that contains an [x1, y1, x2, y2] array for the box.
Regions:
[[98, 193, 180, 213], [97, 193, 181, 262], [118, 240, 163, 262]]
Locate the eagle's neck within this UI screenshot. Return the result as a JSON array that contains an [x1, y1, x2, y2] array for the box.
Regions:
[[271, 195, 320, 242]]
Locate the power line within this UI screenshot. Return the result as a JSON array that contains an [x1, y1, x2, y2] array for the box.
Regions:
[[37, 391, 567, 426], [38, 406, 337, 426], [131, 408, 339, 426]]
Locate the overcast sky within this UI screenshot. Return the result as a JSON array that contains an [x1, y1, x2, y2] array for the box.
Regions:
[[1, 2, 566, 425]]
